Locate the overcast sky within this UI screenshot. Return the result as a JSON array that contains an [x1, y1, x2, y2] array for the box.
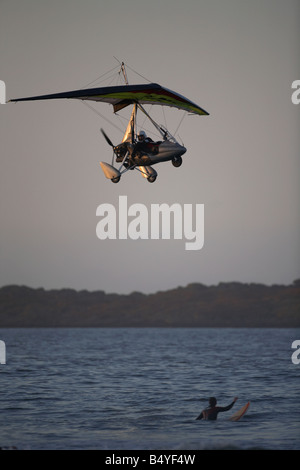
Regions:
[[1, 0, 299, 294]]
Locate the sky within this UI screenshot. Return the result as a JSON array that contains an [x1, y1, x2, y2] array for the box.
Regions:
[[0, 0, 299, 294]]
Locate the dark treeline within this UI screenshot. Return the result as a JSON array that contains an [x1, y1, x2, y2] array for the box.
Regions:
[[0, 281, 299, 327]]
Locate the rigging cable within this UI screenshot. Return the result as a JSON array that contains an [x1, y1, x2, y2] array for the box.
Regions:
[[80, 100, 124, 134], [80, 65, 120, 89], [173, 111, 187, 137], [124, 63, 152, 84]]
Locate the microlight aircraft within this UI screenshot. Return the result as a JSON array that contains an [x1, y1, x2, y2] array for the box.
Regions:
[[9, 63, 209, 183]]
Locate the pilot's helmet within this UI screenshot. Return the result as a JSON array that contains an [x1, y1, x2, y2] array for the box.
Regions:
[[138, 130, 146, 141]]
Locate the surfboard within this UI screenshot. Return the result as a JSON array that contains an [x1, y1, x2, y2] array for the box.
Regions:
[[229, 402, 250, 421]]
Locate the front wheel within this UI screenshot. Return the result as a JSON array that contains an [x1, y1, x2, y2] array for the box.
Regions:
[[172, 156, 182, 167], [147, 175, 157, 183]]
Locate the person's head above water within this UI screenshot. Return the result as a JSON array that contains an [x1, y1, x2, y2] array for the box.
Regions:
[[209, 397, 217, 407]]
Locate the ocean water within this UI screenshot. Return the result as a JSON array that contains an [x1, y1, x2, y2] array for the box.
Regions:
[[0, 327, 299, 450]]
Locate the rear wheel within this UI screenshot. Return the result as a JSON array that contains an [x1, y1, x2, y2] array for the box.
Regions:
[[111, 176, 121, 183]]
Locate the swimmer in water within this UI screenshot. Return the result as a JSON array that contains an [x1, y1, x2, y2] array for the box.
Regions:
[[196, 396, 238, 420]]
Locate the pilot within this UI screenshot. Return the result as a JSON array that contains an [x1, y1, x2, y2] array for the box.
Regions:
[[137, 130, 153, 143], [132, 130, 153, 162]]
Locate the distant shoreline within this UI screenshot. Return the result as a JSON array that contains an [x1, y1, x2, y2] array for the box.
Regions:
[[0, 281, 299, 328]]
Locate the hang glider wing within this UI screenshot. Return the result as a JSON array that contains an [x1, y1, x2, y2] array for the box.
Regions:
[[9, 83, 209, 116]]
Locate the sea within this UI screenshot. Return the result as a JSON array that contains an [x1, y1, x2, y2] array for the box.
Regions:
[[0, 327, 299, 452]]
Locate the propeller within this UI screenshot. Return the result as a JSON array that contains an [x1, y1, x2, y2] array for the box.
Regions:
[[100, 128, 114, 148]]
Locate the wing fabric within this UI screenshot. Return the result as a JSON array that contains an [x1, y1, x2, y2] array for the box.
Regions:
[[9, 83, 209, 116]]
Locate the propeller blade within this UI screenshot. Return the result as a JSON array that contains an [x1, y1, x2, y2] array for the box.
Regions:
[[100, 128, 114, 147]]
